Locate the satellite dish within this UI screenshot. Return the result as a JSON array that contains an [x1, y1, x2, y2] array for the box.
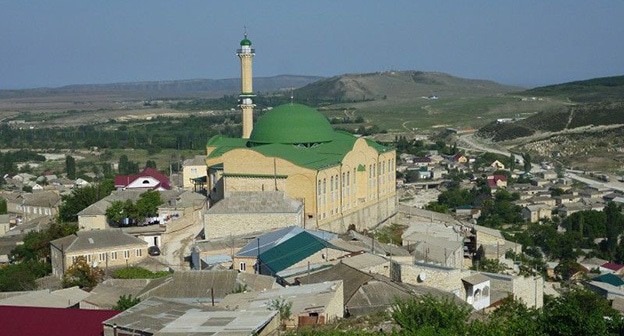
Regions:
[[418, 273, 427, 282]]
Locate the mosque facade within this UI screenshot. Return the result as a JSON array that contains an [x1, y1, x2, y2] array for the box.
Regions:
[[205, 35, 396, 234]]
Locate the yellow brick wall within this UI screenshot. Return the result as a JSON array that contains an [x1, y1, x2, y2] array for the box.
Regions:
[[206, 138, 397, 232]]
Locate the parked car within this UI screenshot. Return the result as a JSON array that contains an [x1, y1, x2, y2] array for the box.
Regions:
[[148, 246, 161, 256]]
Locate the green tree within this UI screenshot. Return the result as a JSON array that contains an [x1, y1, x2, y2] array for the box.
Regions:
[[392, 294, 471, 335], [62, 256, 104, 289], [65, 155, 76, 179], [522, 153, 532, 173], [0, 197, 7, 214], [105, 201, 126, 224], [135, 190, 163, 219], [541, 288, 624, 336], [113, 294, 141, 311], [145, 160, 157, 169], [57, 180, 115, 223], [0, 261, 50, 292]]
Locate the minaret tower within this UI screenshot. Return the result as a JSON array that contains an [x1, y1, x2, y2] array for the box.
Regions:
[[237, 32, 255, 139]]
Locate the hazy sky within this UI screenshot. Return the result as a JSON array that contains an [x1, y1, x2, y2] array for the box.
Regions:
[[1, 1, 623, 89]]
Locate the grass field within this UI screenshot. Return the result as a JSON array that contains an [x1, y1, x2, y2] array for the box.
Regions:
[[320, 95, 568, 131]]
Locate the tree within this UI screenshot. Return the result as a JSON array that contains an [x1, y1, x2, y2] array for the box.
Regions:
[[0, 198, 7, 215], [105, 201, 126, 224], [392, 294, 471, 335], [522, 153, 532, 173], [113, 294, 141, 311], [65, 155, 76, 179], [135, 190, 163, 220], [267, 297, 292, 328], [62, 256, 104, 289], [57, 180, 115, 223], [541, 288, 624, 336], [145, 160, 157, 169]]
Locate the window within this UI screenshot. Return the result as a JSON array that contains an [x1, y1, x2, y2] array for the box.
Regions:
[[136, 249, 142, 257], [71, 256, 77, 264], [111, 252, 117, 260], [87, 254, 92, 262], [99, 253, 106, 262], [142, 179, 150, 184], [124, 250, 130, 259], [240, 262, 246, 271]]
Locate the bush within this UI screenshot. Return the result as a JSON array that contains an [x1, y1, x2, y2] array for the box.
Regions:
[[112, 266, 171, 279]]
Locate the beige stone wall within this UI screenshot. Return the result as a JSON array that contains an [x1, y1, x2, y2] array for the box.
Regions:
[[182, 164, 207, 190], [204, 211, 303, 240], [400, 263, 469, 300], [78, 215, 107, 231], [315, 194, 397, 233], [324, 281, 345, 323], [207, 137, 397, 233], [52, 244, 148, 278]]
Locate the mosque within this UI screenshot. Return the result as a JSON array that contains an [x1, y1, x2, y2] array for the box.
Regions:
[[204, 34, 396, 235]]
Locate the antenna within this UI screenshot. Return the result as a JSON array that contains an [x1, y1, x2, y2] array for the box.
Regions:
[[243, 25, 248, 38]]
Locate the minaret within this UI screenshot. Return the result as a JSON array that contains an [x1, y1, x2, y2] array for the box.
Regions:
[[237, 32, 255, 139]]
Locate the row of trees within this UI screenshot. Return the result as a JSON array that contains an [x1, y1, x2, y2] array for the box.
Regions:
[[293, 290, 624, 336], [0, 114, 241, 150]]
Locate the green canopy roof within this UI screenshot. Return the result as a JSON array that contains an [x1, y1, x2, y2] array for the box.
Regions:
[[240, 37, 252, 46], [249, 104, 335, 145]]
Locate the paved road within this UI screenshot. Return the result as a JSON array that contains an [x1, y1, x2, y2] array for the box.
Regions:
[[564, 172, 624, 193]]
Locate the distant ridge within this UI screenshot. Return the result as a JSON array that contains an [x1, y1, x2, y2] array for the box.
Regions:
[[0, 75, 323, 99], [519, 75, 624, 103], [293, 70, 520, 104]]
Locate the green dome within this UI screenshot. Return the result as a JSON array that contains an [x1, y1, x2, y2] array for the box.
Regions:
[[248, 104, 335, 145], [240, 38, 252, 46]]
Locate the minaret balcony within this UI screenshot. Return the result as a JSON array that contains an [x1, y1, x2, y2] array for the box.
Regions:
[[236, 49, 255, 54]]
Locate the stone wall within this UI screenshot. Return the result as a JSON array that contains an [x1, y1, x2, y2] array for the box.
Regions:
[[204, 211, 303, 240]]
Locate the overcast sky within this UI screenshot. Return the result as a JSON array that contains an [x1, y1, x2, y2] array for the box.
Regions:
[[1, 1, 623, 89]]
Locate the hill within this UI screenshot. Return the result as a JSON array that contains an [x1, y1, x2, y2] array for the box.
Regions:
[[519, 75, 624, 103], [0, 75, 323, 100], [477, 75, 624, 142], [287, 71, 566, 131], [294, 71, 519, 104]]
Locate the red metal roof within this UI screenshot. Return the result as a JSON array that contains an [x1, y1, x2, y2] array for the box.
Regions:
[[602, 262, 624, 271], [0, 305, 119, 336], [114, 167, 171, 190]]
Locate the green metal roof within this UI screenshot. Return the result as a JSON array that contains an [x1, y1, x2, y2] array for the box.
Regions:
[[249, 104, 335, 145], [206, 104, 393, 171], [595, 273, 624, 287], [258, 231, 330, 274], [240, 37, 252, 46]]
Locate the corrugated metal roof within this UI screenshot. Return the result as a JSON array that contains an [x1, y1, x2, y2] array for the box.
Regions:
[[259, 232, 333, 274]]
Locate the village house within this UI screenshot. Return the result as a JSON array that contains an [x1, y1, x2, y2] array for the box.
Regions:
[[50, 229, 149, 278], [102, 297, 279, 336], [204, 191, 303, 240], [218, 281, 344, 329], [182, 155, 208, 191], [522, 205, 553, 223], [490, 160, 506, 170], [77, 189, 206, 248], [114, 167, 171, 191]]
